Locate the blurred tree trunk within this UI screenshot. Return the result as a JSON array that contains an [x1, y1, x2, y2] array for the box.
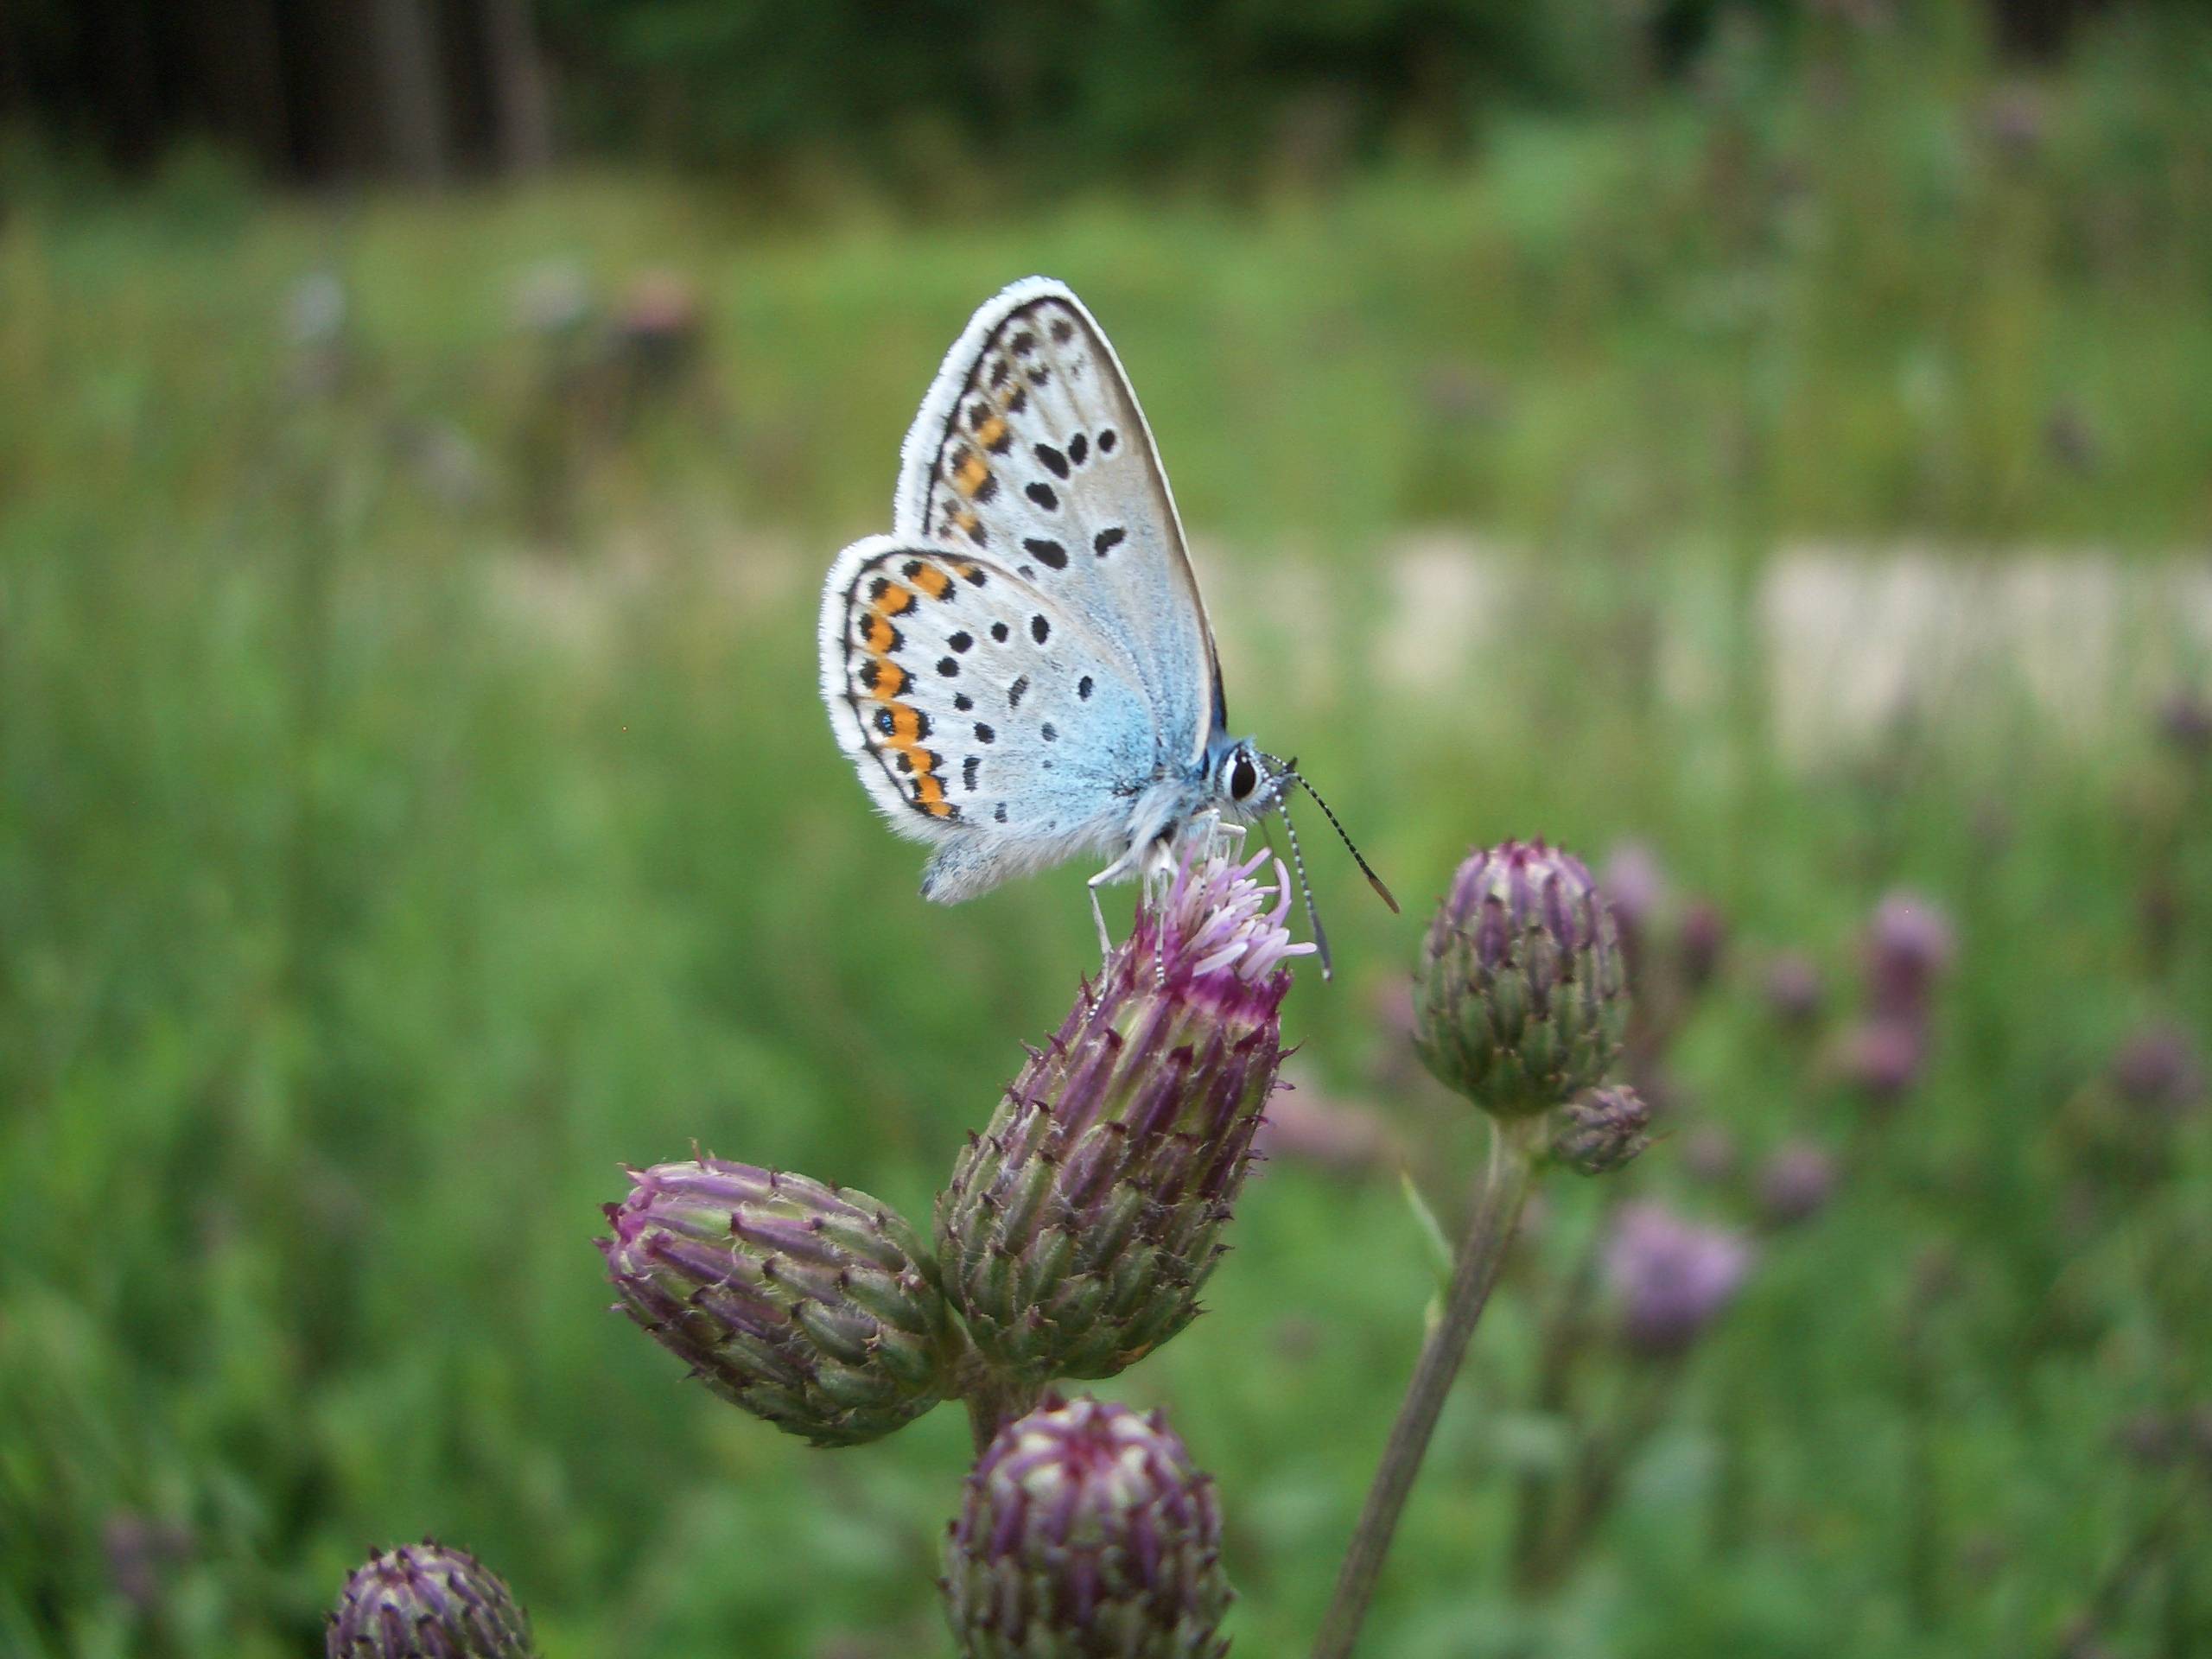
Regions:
[[479, 0, 553, 175], [365, 0, 448, 183]]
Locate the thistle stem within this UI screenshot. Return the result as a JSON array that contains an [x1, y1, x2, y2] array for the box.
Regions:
[[1312, 1115, 1541, 1659], [963, 1374, 1044, 1456]]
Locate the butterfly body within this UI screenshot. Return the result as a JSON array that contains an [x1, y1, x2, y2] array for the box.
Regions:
[[817, 277, 1281, 907]]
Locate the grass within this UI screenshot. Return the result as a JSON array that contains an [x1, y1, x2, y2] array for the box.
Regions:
[[3, 19, 2211, 1656]]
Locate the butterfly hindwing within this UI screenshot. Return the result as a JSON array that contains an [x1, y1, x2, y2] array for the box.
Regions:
[[892, 277, 1221, 773], [818, 537, 1162, 885]]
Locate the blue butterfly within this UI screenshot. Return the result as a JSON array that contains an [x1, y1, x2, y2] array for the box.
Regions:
[[817, 277, 1393, 970]]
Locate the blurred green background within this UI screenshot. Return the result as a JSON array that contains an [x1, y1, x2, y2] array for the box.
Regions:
[[4, 2, 2211, 1655]]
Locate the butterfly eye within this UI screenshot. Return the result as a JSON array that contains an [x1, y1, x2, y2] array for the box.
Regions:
[[1229, 755, 1258, 801]]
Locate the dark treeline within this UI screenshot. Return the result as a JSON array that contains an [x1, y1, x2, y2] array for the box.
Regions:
[[0, 0, 2172, 190]]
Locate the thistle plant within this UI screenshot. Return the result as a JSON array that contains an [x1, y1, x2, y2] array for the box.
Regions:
[[943, 1393, 1231, 1658], [326, 1541, 535, 1659], [1315, 838, 1635, 1659], [937, 848, 1305, 1421]]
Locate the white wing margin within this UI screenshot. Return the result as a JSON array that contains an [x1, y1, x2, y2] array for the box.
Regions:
[[889, 276, 1222, 772]]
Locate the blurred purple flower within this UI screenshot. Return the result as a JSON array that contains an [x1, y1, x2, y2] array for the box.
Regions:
[[1836, 1018, 1926, 1099], [2109, 1023, 2205, 1116], [1599, 841, 1668, 961], [2158, 689, 2212, 759], [1254, 1072, 1396, 1176], [1863, 893, 1954, 1024], [1763, 950, 1823, 1026], [1758, 1141, 1840, 1227], [1605, 1203, 1754, 1357], [1678, 899, 1727, 991], [104, 1513, 191, 1617]]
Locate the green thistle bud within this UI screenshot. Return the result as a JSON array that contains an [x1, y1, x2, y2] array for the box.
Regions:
[[943, 1393, 1231, 1659], [601, 1158, 957, 1447], [1413, 839, 1626, 1116], [938, 846, 1307, 1388], [326, 1540, 534, 1658], [1549, 1084, 1651, 1175]]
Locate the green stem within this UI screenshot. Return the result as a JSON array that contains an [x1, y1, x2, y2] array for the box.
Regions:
[[1312, 1115, 1541, 1659], [963, 1371, 1043, 1457]]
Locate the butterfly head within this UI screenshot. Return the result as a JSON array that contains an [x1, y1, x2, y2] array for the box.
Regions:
[[1204, 741, 1398, 981]]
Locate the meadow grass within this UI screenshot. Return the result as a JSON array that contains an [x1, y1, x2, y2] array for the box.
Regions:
[[3, 29, 2210, 1656]]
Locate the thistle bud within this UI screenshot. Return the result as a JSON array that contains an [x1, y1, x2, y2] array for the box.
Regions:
[[1548, 1085, 1651, 1175], [942, 1394, 1230, 1659], [326, 1540, 534, 1658], [1414, 839, 1626, 1116], [601, 1158, 957, 1447], [937, 846, 1306, 1387], [1604, 1203, 1753, 1358]]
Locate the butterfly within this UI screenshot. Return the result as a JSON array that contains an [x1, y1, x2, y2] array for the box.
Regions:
[[817, 276, 1394, 973]]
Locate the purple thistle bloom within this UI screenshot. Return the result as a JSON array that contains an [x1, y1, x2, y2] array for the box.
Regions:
[[1605, 1204, 1754, 1357], [601, 1160, 957, 1446], [326, 1540, 533, 1659], [943, 1395, 1230, 1658], [2157, 689, 2212, 759], [1414, 840, 1627, 1117], [1862, 892, 1955, 1025], [1763, 951, 1824, 1026], [1599, 841, 1668, 975], [2109, 1023, 2206, 1116], [1836, 1017, 1926, 1099], [1758, 1141, 1840, 1227], [1677, 899, 1727, 992], [938, 844, 1304, 1387]]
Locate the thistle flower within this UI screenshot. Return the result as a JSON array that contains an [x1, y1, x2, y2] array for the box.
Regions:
[[942, 1394, 1230, 1659], [1598, 841, 1667, 971], [937, 846, 1306, 1387], [1678, 899, 1727, 992], [2157, 688, 2212, 759], [1763, 951, 1823, 1026], [1548, 1084, 1651, 1175], [2109, 1023, 2205, 1116], [1836, 1017, 1925, 1099], [1862, 893, 1954, 1025], [326, 1540, 534, 1659], [1413, 840, 1626, 1117], [1604, 1203, 1753, 1357], [601, 1159, 957, 1447], [1758, 1141, 1840, 1227]]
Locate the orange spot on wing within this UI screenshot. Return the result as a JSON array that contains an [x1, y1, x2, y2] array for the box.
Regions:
[[874, 582, 915, 616], [952, 453, 990, 498], [872, 660, 908, 699], [975, 415, 1007, 450], [861, 615, 897, 653], [911, 563, 951, 601]]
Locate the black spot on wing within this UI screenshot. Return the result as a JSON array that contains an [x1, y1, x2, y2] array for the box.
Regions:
[[1024, 537, 1067, 570], [1029, 614, 1051, 645], [1033, 442, 1069, 480], [1093, 526, 1125, 556], [1067, 433, 1088, 467], [1025, 481, 1058, 512]]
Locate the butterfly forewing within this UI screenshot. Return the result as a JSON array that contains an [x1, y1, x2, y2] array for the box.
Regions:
[[893, 280, 1219, 772]]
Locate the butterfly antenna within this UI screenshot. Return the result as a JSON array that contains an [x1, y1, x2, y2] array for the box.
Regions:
[[1286, 768, 1400, 914], [1274, 791, 1335, 982]]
